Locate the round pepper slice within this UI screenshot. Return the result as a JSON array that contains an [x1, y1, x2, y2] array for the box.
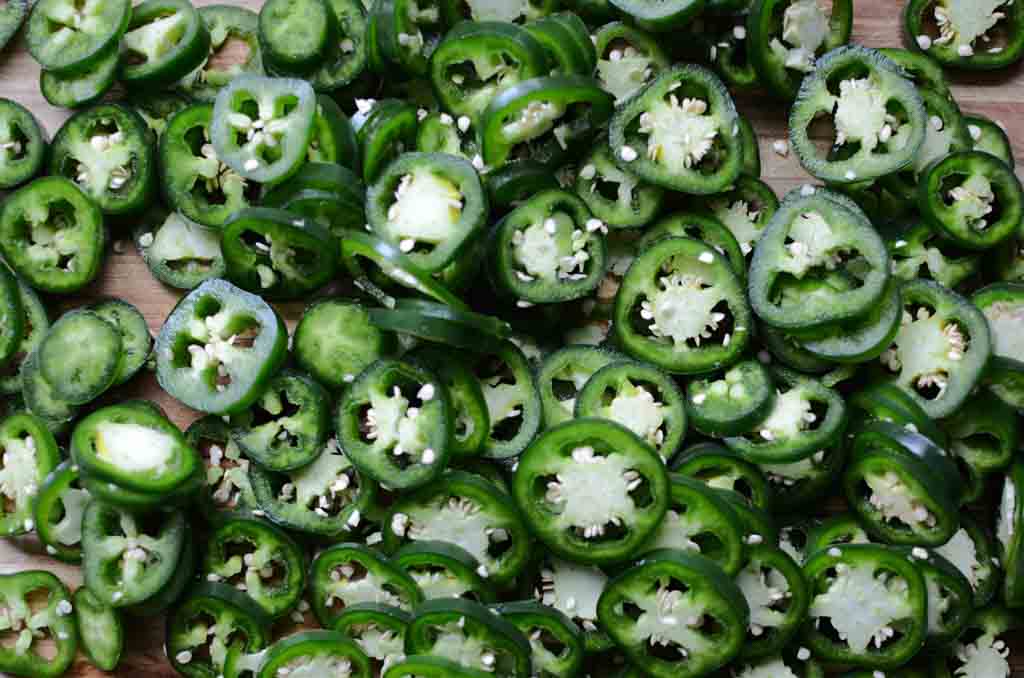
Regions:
[[896, 547, 973, 650], [801, 543, 927, 669], [789, 46, 926, 185], [671, 442, 773, 511], [491, 600, 584, 678], [120, 0, 211, 87], [90, 298, 151, 386], [609, 64, 742, 194], [797, 278, 903, 364], [904, 0, 1024, 70], [635, 211, 746, 277], [935, 517, 1000, 609], [593, 21, 669, 104], [469, 340, 542, 460], [136, 210, 226, 290], [614, 236, 752, 374], [597, 550, 749, 678], [844, 421, 963, 547], [356, 99, 419, 184], [513, 418, 669, 565], [293, 298, 395, 391], [0, 279, 48, 397], [0, 99, 46, 190], [156, 278, 288, 415], [26, 0, 130, 75], [337, 358, 452, 490], [685, 360, 775, 438], [331, 603, 410, 670], [0, 571, 77, 678], [930, 605, 1017, 677], [705, 176, 780, 259], [919, 150, 1023, 250], [311, 0, 368, 91], [258, 0, 334, 75], [408, 345, 490, 458], [181, 5, 264, 102], [849, 381, 946, 448], [735, 543, 810, 660], [525, 11, 596, 76], [575, 142, 664, 230], [535, 345, 621, 429], [38, 309, 121, 405], [405, 598, 532, 677]]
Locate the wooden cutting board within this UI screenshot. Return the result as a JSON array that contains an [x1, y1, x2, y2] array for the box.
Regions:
[[0, 0, 1021, 675]]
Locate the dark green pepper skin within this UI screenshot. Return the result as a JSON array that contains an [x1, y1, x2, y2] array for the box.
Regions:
[[74, 586, 123, 672], [0, 570, 77, 678], [120, 0, 211, 87], [608, 0, 704, 32], [849, 382, 947, 449], [844, 422, 963, 546], [392, 540, 496, 604], [0, 99, 46, 189], [598, 550, 749, 678], [805, 514, 871, 557], [943, 389, 1018, 494], [801, 544, 927, 669], [357, 99, 419, 184], [671, 442, 773, 512], [1000, 460, 1024, 607], [898, 547, 973, 650], [34, 460, 87, 563]]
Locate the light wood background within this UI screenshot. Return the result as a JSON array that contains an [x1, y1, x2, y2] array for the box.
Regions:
[[0, 0, 1021, 674]]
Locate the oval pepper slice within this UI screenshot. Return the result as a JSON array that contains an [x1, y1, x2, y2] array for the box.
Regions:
[[0, 99, 46, 190], [136, 210, 227, 290], [120, 0, 211, 87], [0, 570, 77, 678], [513, 418, 669, 565], [26, 0, 131, 75], [181, 5, 264, 102]]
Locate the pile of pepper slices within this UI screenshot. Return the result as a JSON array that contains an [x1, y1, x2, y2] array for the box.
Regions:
[[0, 0, 1021, 676]]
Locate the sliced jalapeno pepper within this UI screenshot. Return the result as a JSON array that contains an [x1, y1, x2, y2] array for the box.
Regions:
[[382, 470, 531, 585], [904, 0, 1024, 70], [211, 75, 317, 184], [899, 547, 974, 649], [686, 359, 775, 438], [535, 346, 619, 429], [966, 113, 1015, 166], [311, 0, 368, 91], [849, 381, 946, 448], [407, 345, 490, 458], [469, 339, 541, 459], [598, 550, 749, 678], [609, 65, 741, 194], [258, 0, 334, 75], [492, 600, 584, 678], [0, 570, 77, 678], [735, 543, 809, 660], [0, 100, 45, 190], [0, 413, 58, 538], [525, 11, 595, 76], [575, 143, 664, 230], [20, 349, 79, 430], [156, 278, 288, 415], [34, 461, 88, 563], [513, 418, 669, 565], [26, 0, 130, 75], [878, 46, 951, 98], [262, 162, 365, 237], [943, 389, 1017, 493], [167, 582, 270, 678], [250, 437, 376, 538], [759, 323, 834, 374], [671, 442, 773, 511], [181, 5, 263, 102], [0, 279, 48, 397], [845, 421, 963, 546], [136, 210, 226, 290], [0, 0, 27, 53], [789, 46, 925, 184], [392, 541, 495, 603], [370, 0, 444, 77], [37, 309, 121, 405], [81, 502, 186, 607], [749, 188, 890, 331], [0, 176, 105, 293], [802, 543, 927, 669], [331, 603, 409, 671], [930, 605, 1017, 677], [74, 586, 122, 672], [188, 416, 258, 521], [879, 279, 991, 419], [884, 219, 981, 291], [120, 0, 210, 87], [797, 278, 903, 364], [293, 298, 395, 392], [935, 516, 999, 609], [521, 554, 610, 651], [706, 176, 780, 258], [356, 99, 419, 184], [405, 597, 532, 677], [90, 298, 151, 386], [593, 22, 667, 104], [762, 444, 846, 509]]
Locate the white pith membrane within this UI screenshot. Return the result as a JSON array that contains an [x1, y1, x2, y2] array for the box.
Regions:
[[224, 95, 296, 171], [769, 0, 830, 73], [637, 92, 718, 173], [712, 199, 762, 255], [349, 622, 404, 671], [72, 121, 134, 196], [510, 212, 594, 283], [207, 531, 286, 598], [525, 623, 564, 675], [144, 212, 222, 275], [778, 211, 849, 278], [322, 560, 407, 611], [280, 438, 360, 520], [880, 305, 967, 401], [429, 619, 505, 673], [750, 386, 815, 445], [0, 120, 26, 167], [924, 570, 952, 633], [597, 44, 654, 103], [481, 368, 527, 440], [501, 99, 567, 146], [982, 298, 1024, 358], [385, 168, 463, 256], [0, 588, 63, 657], [863, 470, 936, 529], [184, 306, 258, 393], [638, 254, 730, 350], [535, 557, 607, 633], [396, 495, 508, 576], [733, 658, 800, 678], [104, 512, 165, 597], [0, 433, 40, 520], [762, 449, 828, 487], [277, 655, 354, 678], [193, 129, 248, 205], [548, 361, 598, 421], [646, 504, 709, 554], [935, 528, 986, 591], [94, 421, 176, 474], [121, 10, 188, 67], [778, 527, 804, 563], [809, 561, 913, 653], [896, 110, 956, 176], [544, 445, 642, 540], [241, 385, 305, 452], [601, 380, 668, 453], [691, 364, 751, 411], [408, 563, 473, 599], [464, 0, 533, 25], [997, 475, 1015, 552], [362, 383, 436, 465], [829, 76, 908, 160], [736, 560, 791, 638], [930, 0, 1010, 54], [625, 576, 714, 660], [204, 438, 252, 510], [52, 484, 89, 547], [949, 173, 997, 231], [953, 631, 1011, 677], [582, 156, 640, 212], [24, 194, 87, 273]]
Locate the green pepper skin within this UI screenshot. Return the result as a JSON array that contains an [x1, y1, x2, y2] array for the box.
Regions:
[[74, 587, 123, 672], [671, 442, 773, 512], [0, 571, 77, 678]]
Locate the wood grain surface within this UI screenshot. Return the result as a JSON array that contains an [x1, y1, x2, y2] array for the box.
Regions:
[[0, 0, 1021, 675]]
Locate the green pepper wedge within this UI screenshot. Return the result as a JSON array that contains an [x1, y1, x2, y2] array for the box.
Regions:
[[0, 570, 77, 678]]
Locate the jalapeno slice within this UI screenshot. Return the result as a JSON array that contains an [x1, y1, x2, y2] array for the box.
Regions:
[[136, 210, 226, 289], [33, 461, 87, 563], [481, 75, 614, 168], [930, 605, 1017, 678], [0, 570, 77, 678], [291, 298, 393, 392], [382, 471, 531, 585], [0, 413, 57, 539], [706, 176, 780, 259], [513, 418, 668, 565], [167, 582, 270, 678], [574, 143, 663, 230], [733, 543, 810, 660], [904, 0, 1024, 70], [466, 340, 541, 459], [91, 298, 151, 386], [258, 0, 334, 75], [490, 600, 584, 678], [156, 278, 288, 415], [575, 360, 685, 461], [392, 541, 494, 603], [331, 603, 410, 671], [597, 550, 749, 677], [405, 598, 532, 677], [879, 279, 991, 419], [686, 359, 775, 438], [120, 0, 210, 87], [802, 543, 927, 668], [250, 438, 376, 538], [966, 113, 1015, 166], [366, 152, 487, 273], [0, 279, 47, 397], [884, 219, 980, 290], [20, 349, 79, 430], [671, 442, 774, 511], [615, 236, 751, 374], [26, 0, 130, 76], [180, 5, 263, 102], [36, 309, 120, 405], [429, 21, 550, 121], [797, 278, 903, 364], [525, 11, 595, 76], [535, 346, 619, 429], [211, 75, 317, 184], [935, 516, 1000, 609], [73, 586, 122, 672], [844, 422, 963, 547], [943, 390, 1017, 497], [0, 100, 45, 190], [0, 0, 27, 53]]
